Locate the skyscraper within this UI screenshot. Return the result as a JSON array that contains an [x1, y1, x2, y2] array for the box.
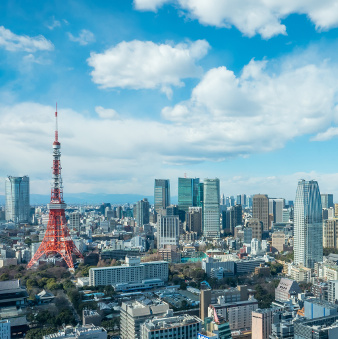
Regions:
[[5, 176, 30, 224], [294, 179, 322, 268], [178, 177, 199, 221], [154, 179, 170, 213], [268, 198, 285, 224], [241, 194, 247, 207], [197, 182, 204, 208], [225, 204, 243, 234], [203, 178, 220, 238], [135, 198, 150, 227], [321, 194, 334, 209], [253, 194, 269, 231], [185, 207, 202, 236], [157, 214, 180, 248]]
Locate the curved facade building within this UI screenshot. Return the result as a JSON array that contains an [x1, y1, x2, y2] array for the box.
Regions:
[[5, 176, 30, 224], [294, 179, 322, 268]]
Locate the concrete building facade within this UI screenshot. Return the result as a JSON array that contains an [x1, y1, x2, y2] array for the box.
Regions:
[[89, 257, 168, 286]]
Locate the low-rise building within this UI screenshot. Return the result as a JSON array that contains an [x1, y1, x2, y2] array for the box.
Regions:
[[304, 298, 338, 319], [43, 324, 107, 338], [294, 314, 338, 338], [89, 256, 168, 287], [208, 297, 258, 331], [275, 278, 301, 302], [141, 313, 202, 339], [0, 280, 28, 308], [0, 319, 10, 339], [289, 265, 312, 283], [83, 309, 101, 326]]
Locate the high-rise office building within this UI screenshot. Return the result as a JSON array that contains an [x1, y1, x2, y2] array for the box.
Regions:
[[323, 219, 338, 249], [236, 195, 241, 205], [154, 179, 170, 213], [203, 178, 220, 238], [246, 218, 263, 241], [197, 183, 204, 207], [225, 205, 242, 234], [253, 194, 269, 231], [242, 194, 247, 207], [268, 198, 285, 224], [178, 177, 199, 221], [226, 196, 235, 207], [135, 198, 150, 227], [221, 194, 225, 206], [185, 207, 202, 236], [157, 215, 180, 248], [121, 299, 170, 339], [5, 176, 30, 224], [294, 180, 322, 268], [321, 194, 334, 209]]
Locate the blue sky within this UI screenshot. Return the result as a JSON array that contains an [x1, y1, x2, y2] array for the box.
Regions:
[[2, 0, 338, 200]]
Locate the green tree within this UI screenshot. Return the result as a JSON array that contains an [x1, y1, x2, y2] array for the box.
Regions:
[[63, 280, 75, 290], [26, 278, 38, 289], [0, 273, 9, 281], [24, 238, 32, 247]]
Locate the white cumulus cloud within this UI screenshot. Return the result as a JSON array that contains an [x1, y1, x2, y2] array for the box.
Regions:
[[134, 0, 338, 38], [95, 106, 120, 120], [87, 39, 210, 98], [68, 29, 95, 45], [162, 56, 338, 156], [0, 26, 54, 52]]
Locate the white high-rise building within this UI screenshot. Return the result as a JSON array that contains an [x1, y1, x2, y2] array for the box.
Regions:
[[121, 299, 170, 339], [5, 176, 30, 223], [157, 215, 179, 248], [294, 180, 322, 268], [141, 313, 202, 339], [203, 178, 220, 238], [69, 212, 80, 231]]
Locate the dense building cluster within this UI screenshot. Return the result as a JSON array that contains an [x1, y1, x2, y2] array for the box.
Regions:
[[1, 174, 338, 339]]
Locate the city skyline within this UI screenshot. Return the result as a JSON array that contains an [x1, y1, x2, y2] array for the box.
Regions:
[[2, 1, 338, 199]]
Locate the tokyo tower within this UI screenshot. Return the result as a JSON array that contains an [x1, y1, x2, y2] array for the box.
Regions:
[[27, 105, 83, 270]]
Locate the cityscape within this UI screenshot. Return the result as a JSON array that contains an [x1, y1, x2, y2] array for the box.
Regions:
[[2, 1, 338, 339]]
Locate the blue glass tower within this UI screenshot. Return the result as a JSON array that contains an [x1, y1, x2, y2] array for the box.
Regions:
[[294, 179, 322, 268]]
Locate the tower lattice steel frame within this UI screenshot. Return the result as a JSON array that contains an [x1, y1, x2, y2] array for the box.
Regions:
[[27, 105, 83, 270]]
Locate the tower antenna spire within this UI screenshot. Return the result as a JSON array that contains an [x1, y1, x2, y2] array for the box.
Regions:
[[55, 102, 58, 143]]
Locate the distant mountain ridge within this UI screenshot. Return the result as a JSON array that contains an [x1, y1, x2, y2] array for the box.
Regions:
[[0, 193, 153, 205]]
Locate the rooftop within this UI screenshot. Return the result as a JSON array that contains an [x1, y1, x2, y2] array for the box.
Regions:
[[143, 314, 201, 331]]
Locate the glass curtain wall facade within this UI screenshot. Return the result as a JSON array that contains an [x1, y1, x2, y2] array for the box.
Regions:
[[178, 177, 199, 221], [203, 178, 220, 238], [294, 179, 322, 268], [135, 198, 150, 227], [5, 176, 30, 223], [154, 179, 170, 214]]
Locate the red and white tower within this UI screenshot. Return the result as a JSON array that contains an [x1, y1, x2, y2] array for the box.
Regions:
[[27, 105, 83, 270]]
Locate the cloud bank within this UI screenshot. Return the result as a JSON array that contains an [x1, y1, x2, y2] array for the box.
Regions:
[[134, 0, 338, 38], [87, 39, 210, 98], [0, 26, 54, 52]]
